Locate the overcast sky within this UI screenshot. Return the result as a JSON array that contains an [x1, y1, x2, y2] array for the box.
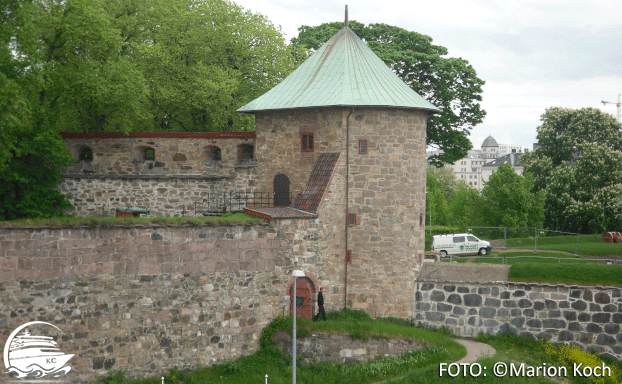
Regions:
[[234, 0, 622, 151]]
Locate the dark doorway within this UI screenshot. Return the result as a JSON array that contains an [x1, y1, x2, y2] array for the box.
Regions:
[[289, 279, 313, 320], [274, 174, 291, 206]]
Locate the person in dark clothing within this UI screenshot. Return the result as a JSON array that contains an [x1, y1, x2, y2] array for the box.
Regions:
[[314, 287, 326, 321]]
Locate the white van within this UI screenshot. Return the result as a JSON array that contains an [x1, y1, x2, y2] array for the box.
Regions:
[[431, 234, 492, 257]]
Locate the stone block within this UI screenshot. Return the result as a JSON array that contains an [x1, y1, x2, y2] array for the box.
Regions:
[[594, 292, 610, 304], [430, 290, 445, 302], [571, 300, 587, 311], [592, 313, 611, 323], [464, 294, 482, 307], [484, 298, 501, 308], [479, 307, 496, 318], [595, 334, 616, 346], [447, 294, 462, 305], [558, 331, 574, 342]]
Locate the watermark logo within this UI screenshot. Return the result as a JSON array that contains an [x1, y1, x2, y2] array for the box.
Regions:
[[3, 321, 73, 379]]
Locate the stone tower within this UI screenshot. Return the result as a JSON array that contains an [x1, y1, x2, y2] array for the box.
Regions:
[[239, 15, 439, 318]]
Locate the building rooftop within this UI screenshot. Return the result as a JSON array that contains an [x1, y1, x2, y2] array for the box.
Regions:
[[483, 152, 523, 167], [481, 135, 499, 148], [237, 26, 439, 114]]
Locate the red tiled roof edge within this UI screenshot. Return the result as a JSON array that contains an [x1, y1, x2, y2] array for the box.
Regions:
[[60, 132, 256, 139], [243, 208, 273, 220]]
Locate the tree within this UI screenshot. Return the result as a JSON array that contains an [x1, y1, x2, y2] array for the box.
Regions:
[[141, 0, 301, 132], [292, 21, 486, 165], [0, 0, 299, 219], [479, 164, 544, 229], [523, 108, 622, 233], [0, 0, 74, 220]]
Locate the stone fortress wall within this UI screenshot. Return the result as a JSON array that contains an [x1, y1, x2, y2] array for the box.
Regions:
[[0, 223, 317, 383], [59, 133, 259, 217], [415, 280, 622, 360]]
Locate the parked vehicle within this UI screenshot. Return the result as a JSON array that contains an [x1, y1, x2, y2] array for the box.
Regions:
[[431, 233, 492, 257]]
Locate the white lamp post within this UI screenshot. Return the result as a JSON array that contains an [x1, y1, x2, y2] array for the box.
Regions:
[[292, 269, 305, 384]]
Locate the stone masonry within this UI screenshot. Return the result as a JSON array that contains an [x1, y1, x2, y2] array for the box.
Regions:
[[0, 224, 309, 383], [59, 133, 258, 217], [274, 330, 423, 365], [254, 107, 428, 319], [415, 280, 622, 360]]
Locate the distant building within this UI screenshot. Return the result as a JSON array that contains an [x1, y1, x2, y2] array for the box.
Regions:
[[427, 135, 527, 190], [480, 151, 524, 185]]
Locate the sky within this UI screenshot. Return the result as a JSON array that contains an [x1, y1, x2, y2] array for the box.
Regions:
[[233, 0, 622, 151]]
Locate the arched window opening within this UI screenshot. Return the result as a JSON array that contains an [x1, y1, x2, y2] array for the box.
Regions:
[[237, 144, 254, 164], [75, 146, 93, 162], [132, 146, 155, 163], [204, 146, 222, 161]]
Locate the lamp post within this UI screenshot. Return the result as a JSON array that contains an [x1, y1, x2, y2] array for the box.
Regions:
[[292, 270, 305, 384]]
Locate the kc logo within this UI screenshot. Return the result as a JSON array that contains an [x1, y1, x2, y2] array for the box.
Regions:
[[2, 321, 73, 379]]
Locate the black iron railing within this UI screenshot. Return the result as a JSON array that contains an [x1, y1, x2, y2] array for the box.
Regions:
[[187, 191, 295, 217]]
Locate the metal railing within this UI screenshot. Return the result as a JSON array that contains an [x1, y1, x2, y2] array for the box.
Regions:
[[500, 255, 621, 265], [466, 226, 622, 257], [186, 191, 295, 217]]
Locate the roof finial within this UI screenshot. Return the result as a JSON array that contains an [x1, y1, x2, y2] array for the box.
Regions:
[[345, 5, 349, 28]]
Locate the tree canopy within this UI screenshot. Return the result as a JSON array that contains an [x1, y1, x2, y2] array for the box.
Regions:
[[0, 0, 299, 219], [522, 108, 622, 233], [479, 164, 544, 229], [292, 21, 486, 165]]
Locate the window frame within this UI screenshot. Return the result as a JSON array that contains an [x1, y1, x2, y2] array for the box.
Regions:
[[347, 213, 357, 227], [301, 133, 314, 152], [358, 140, 368, 154]]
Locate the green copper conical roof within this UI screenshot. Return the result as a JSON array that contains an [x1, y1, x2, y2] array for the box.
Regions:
[[237, 27, 440, 113]]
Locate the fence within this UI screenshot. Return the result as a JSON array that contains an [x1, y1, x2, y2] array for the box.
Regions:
[[186, 191, 295, 217], [465, 226, 622, 257]]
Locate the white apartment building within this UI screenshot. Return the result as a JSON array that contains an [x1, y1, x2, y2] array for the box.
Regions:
[[427, 135, 528, 190]]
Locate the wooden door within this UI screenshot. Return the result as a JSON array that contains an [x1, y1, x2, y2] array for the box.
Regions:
[[289, 279, 312, 320]]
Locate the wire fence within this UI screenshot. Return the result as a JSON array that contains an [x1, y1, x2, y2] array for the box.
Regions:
[[186, 191, 295, 217], [466, 226, 622, 258]]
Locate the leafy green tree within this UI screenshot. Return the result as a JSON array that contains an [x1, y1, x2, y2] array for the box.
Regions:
[[447, 182, 482, 229], [0, 0, 74, 219], [292, 21, 486, 165], [523, 108, 622, 233], [141, 0, 301, 132], [1, 0, 299, 219], [479, 164, 544, 229]]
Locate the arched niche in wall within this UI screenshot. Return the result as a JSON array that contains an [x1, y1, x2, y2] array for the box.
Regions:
[[131, 145, 156, 163], [203, 145, 222, 168], [71, 145, 94, 173], [273, 174, 291, 206], [236, 144, 255, 165]]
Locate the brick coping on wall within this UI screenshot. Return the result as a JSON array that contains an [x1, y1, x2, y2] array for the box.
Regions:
[[60, 132, 256, 139]]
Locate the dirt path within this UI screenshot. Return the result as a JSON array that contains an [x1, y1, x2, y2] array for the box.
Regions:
[[454, 339, 496, 363]]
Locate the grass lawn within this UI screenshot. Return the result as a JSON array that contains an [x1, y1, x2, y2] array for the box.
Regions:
[[470, 252, 622, 286], [508, 263, 622, 286]]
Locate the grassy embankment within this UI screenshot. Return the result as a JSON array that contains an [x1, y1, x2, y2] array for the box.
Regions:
[[94, 310, 465, 384], [0, 213, 266, 228], [94, 311, 622, 384]]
